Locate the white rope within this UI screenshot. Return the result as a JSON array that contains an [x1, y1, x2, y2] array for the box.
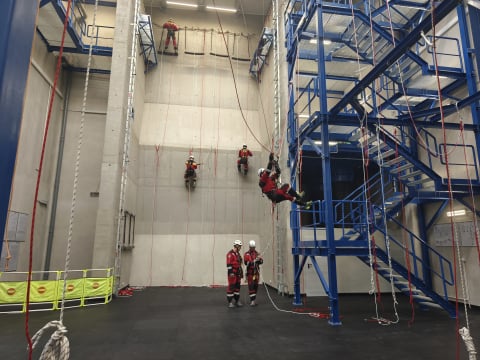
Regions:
[[33, 1, 99, 358], [460, 327, 478, 360], [375, 129, 400, 325], [261, 275, 325, 317], [31, 321, 70, 360]]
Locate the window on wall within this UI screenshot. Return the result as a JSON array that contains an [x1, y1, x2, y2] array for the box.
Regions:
[[121, 211, 135, 250], [1, 211, 29, 271]]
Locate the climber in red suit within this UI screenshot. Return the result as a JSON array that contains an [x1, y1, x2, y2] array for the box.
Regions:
[[226, 240, 244, 308], [163, 18, 179, 54], [237, 144, 253, 173], [244, 240, 263, 306], [258, 153, 311, 208]]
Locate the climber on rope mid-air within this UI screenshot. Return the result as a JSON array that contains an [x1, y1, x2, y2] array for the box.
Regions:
[[258, 152, 311, 209]]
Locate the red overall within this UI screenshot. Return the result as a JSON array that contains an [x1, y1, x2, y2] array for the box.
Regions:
[[163, 21, 179, 50], [244, 249, 263, 303], [259, 170, 295, 203], [226, 249, 243, 304], [237, 148, 253, 170], [184, 160, 198, 179]]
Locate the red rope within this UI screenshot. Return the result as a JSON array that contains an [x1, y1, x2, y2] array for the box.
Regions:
[[210, 0, 270, 154], [394, 132, 416, 325], [148, 145, 160, 286], [25, 1, 73, 358], [431, 4, 460, 357]]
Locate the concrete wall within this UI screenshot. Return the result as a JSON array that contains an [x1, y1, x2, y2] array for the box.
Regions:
[[6, 34, 64, 273], [128, 7, 275, 287]]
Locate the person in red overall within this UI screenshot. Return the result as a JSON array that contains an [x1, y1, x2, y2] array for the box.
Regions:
[[258, 153, 311, 208], [163, 18, 179, 54], [226, 239, 244, 308], [237, 144, 253, 172], [184, 155, 199, 185], [244, 240, 263, 306]]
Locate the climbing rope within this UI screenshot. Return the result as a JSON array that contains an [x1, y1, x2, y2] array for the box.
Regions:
[[430, 2, 477, 356], [459, 327, 478, 360], [26, 0, 75, 358], [210, 0, 271, 154], [31, 321, 70, 360]]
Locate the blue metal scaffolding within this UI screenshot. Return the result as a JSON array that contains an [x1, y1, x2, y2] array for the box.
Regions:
[[284, 0, 480, 325], [0, 0, 39, 259]]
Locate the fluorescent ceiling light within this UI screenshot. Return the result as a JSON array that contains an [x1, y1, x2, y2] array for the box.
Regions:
[[206, 5, 237, 13], [298, 114, 309, 118], [166, 1, 198, 8], [309, 39, 332, 45], [314, 141, 338, 146], [446, 209, 466, 217]]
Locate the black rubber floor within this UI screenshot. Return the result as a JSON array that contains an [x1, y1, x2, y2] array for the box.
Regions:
[[1, 286, 479, 359]]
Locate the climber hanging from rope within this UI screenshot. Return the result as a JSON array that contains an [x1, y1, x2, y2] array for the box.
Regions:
[[258, 152, 311, 208], [237, 143, 253, 175], [184, 154, 200, 189]]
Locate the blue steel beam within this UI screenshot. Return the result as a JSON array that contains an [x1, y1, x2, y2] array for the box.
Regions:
[[398, 90, 480, 121], [50, 0, 82, 50], [329, 0, 460, 117], [81, 0, 117, 6], [40, 0, 52, 7], [0, 0, 39, 258]]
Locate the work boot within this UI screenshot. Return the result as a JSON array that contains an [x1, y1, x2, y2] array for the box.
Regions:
[[303, 201, 313, 210], [228, 302, 235, 308], [250, 300, 256, 307], [235, 301, 243, 307], [297, 191, 305, 199]]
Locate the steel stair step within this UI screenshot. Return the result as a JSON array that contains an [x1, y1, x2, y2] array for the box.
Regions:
[[390, 163, 414, 174], [374, 149, 395, 161], [369, 142, 387, 153], [418, 302, 444, 309], [358, 135, 377, 147], [399, 170, 423, 180], [384, 156, 405, 167], [412, 294, 432, 301], [407, 177, 434, 186]]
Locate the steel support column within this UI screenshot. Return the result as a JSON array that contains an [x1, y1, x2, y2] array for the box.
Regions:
[[0, 0, 39, 258], [316, 5, 341, 326]]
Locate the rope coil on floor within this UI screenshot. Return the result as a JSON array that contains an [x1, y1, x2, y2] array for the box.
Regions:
[[459, 327, 477, 360], [31, 321, 70, 360]]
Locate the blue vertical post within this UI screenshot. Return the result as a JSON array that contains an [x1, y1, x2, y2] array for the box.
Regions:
[[316, 4, 341, 325], [459, 4, 480, 160], [0, 0, 39, 257]]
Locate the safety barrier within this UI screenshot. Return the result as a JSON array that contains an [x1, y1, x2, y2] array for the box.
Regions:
[[0, 268, 113, 313]]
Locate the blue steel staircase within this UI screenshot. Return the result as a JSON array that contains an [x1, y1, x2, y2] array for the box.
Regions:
[[284, 0, 480, 325]]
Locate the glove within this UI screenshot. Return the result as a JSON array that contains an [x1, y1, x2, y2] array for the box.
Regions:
[[269, 152, 274, 161]]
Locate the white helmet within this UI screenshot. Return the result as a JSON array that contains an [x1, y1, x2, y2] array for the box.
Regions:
[[233, 239, 242, 246], [258, 168, 265, 177], [189, 155, 194, 160], [243, 144, 247, 148], [249, 240, 256, 247]]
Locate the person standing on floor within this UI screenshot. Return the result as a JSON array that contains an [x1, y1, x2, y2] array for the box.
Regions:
[[244, 240, 263, 306], [226, 240, 244, 308]]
